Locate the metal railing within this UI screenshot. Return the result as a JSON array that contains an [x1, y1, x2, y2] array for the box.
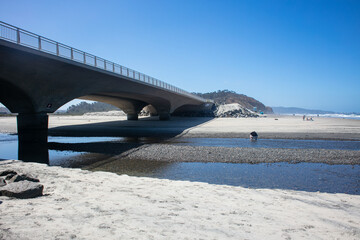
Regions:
[[0, 21, 206, 102]]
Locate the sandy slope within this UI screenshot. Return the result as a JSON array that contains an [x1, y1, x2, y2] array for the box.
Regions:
[[1, 160, 359, 240]]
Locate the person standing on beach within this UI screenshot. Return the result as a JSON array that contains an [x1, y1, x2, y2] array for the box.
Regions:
[[303, 115, 306, 121]]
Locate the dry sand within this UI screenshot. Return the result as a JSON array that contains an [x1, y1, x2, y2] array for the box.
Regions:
[[1, 115, 360, 239], [1, 160, 360, 240], [1, 114, 359, 140]]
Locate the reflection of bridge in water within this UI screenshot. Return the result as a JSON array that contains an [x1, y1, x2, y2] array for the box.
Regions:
[[0, 21, 212, 161]]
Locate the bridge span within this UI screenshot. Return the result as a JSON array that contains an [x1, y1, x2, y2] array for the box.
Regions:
[[0, 21, 211, 144]]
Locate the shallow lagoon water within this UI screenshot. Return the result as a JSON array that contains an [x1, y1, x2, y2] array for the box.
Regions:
[[0, 133, 359, 194], [176, 138, 360, 150]]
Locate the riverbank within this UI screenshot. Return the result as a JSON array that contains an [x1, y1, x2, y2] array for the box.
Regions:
[[1, 160, 359, 240], [0, 114, 360, 140], [1, 115, 359, 165]]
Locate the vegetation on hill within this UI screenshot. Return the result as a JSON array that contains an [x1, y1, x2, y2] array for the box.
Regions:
[[194, 90, 273, 113], [66, 102, 119, 114]]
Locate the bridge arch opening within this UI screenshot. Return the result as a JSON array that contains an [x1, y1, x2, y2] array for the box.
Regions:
[[0, 102, 11, 115], [0, 78, 36, 114], [56, 99, 121, 115]]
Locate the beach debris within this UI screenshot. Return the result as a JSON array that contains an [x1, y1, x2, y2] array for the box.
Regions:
[[0, 180, 43, 199]]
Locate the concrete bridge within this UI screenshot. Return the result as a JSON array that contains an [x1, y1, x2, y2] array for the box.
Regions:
[[0, 21, 211, 144]]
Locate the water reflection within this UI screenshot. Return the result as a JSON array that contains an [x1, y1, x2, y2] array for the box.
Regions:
[[84, 158, 359, 195], [0, 133, 359, 195], [175, 138, 360, 150], [18, 141, 49, 164]]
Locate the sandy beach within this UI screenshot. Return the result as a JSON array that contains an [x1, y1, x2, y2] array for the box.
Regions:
[[1, 160, 360, 240], [1, 114, 360, 239]]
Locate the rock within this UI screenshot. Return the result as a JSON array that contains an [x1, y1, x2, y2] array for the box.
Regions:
[[0, 170, 17, 176], [5, 173, 16, 180], [0, 178, 6, 187], [0, 181, 43, 199], [8, 174, 40, 183]]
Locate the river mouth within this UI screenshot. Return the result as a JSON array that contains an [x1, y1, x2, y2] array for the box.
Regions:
[[0, 133, 359, 195]]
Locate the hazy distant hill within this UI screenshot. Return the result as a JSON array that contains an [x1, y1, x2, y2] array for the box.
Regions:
[[66, 102, 119, 114], [194, 90, 273, 113], [272, 107, 335, 115], [0, 107, 10, 114]]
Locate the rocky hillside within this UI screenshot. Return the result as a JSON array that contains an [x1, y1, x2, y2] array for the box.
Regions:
[[194, 90, 273, 114]]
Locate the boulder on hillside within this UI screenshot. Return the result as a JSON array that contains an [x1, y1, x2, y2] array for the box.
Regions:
[[215, 103, 259, 118]]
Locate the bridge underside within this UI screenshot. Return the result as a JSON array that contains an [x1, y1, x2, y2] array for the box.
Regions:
[[0, 39, 210, 143]]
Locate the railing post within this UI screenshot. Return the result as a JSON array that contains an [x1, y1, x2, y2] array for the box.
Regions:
[[104, 61, 106, 70], [38, 36, 41, 50], [16, 28, 20, 44], [120, 66, 122, 75], [127, 68, 129, 77], [133, 71, 135, 79], [56, 43, 59, 56], [112, 63, 115, 72], [83, 52, 86, 64], [95, 56, 97, 67], [71, 48, 74, 60]]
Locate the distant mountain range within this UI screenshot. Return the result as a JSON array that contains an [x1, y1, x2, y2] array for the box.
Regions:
[[272, 107, 335, 115]]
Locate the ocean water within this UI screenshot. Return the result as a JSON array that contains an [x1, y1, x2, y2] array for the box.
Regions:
[[291, 113, 360, 120]]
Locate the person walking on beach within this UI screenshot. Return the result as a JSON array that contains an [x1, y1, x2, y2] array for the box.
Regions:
[[303, 115, 306, 121]]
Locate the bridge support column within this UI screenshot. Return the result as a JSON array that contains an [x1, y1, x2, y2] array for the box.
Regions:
[[127, 113, 138, 121], [17, 113, 49, 163], [159, 112, 170, 121]]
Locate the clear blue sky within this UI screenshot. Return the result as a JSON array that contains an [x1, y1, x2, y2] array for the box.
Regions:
[[1, 0, 359, 112]]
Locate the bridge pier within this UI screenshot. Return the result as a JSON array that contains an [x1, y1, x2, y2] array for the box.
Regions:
[[127, 113, 138, 121], [159, 112, 170, 121], [16, 113, 49, 163], [17, 113, 49, 143]]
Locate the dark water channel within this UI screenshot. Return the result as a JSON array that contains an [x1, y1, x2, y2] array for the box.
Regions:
[[0, 133, 359, 195]]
